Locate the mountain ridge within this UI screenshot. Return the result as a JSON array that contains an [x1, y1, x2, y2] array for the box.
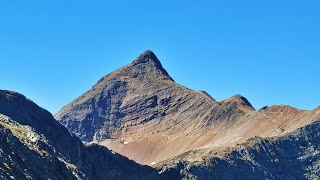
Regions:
[[55, 50, 320, 165], [1, 88, 319, 179]]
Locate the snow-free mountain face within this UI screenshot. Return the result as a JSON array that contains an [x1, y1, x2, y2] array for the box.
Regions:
[[55, 51, 320, 165], [158, 120, 320, 179], [0, 90, 159, 180]]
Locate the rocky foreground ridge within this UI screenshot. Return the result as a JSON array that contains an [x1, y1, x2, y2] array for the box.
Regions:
[[0, 90, 159, 179]]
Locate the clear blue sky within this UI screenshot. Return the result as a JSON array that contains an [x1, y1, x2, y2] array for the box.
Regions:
[[0, 1, 319, 113]]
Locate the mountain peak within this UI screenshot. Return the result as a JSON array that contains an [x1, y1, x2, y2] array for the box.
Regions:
[[224, 94, 255, 111], [94, 50, 173, 88], [131, 50, 165, 69], [132, 50, 159, 65], [124, 50, 174, 81]]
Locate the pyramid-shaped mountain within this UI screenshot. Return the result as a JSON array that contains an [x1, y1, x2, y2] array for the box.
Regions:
[[55, 51, 320, 165]]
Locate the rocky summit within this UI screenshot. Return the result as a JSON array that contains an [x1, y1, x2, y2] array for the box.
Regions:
[[55, 50, 320, 167]]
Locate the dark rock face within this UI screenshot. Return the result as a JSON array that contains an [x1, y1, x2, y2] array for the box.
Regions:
[[0, 90, 82, 163], [0, 117, 79, 180], [159, 120, 320, 180], [0, 90, 159, 180]]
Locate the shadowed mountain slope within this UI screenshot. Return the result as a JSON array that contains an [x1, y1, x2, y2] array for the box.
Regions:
[[0, 113, 80, 179], [0, 90, 159, 179]]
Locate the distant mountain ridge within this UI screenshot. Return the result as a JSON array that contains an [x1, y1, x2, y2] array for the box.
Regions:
[[55, 50, 320, 165]]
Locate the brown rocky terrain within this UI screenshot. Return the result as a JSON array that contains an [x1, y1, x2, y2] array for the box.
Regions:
[[55, 50, 320, 166], [157, 120, 320, 179]]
